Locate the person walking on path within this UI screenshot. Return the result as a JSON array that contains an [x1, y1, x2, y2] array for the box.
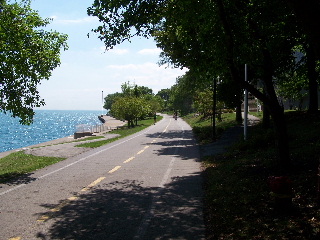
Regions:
[[153, 112, 157, 124]]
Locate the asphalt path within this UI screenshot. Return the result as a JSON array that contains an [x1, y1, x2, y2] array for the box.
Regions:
[[0, 114, 205, 240]]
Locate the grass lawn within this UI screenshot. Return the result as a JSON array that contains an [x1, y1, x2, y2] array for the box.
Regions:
[[0, 152, 64, 183], [183, 113, 239, 144], [184, 111, 320, 239]]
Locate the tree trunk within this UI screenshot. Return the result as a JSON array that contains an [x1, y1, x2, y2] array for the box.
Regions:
[[269, 104, 290, 173], [262, 48, 291, 170], [128, 119, 134, 128], [262, 87, 271, 128], [262, 104, 271, 128], [306, 44, 319, 113]]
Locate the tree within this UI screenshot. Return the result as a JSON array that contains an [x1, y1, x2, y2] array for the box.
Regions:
[[156, 88, 170, 101], [110, 96, 150, 128], [148, 96, 162, 114], [88, 0, 312, 171], [0, 0, 68, 124], [276, 47, 318, 111], [214, 0, 296, 168], [120, 81, 153, 98], [285, 0, 320, 59], [170, 87, 193, 116], [305, 45, 319, 113], [136, 85, 153, 96], [107, 82, 160, 124], [156, 88, 171, 111], [276, 72, 308, 111], [103, 92, 123, 110], [193, 88, 213, 118]]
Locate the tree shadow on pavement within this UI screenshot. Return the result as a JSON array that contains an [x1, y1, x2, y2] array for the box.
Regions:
[[0, 172, 37, 186], [145, 129, 195, 141], [145, 130, 201, 161], [36, 175, 205, 240]]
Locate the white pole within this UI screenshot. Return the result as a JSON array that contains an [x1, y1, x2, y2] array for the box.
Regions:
[[101, 90, 104, 116], [244, 64, 248, 140]]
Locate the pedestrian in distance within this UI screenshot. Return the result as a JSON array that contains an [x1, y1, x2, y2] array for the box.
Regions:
[[173, 112, 177, 120], [153, 113, 157, 124]]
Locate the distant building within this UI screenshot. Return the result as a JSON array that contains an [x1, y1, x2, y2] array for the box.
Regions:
[[241, 90, 320, 112], [280, 89, 320, 111], [241, 93, 261, 112]]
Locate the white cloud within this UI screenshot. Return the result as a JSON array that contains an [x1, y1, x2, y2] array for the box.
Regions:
[[106, 63, 138, 70], [105, 62, 188, 93], [52, 16, 99, 25], [107, 47, 130, 55], [49, 15, 58, 20], [39, 60, 187, 110], [138, 48, 161, 55]]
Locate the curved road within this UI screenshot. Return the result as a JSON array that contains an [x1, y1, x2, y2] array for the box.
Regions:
[[0, 114, 205, 240]]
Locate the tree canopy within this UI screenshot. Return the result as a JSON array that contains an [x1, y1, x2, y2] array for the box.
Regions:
[[105, 82, 162, 127], [0, 0, 68, 124], [110, 96, 150, 128], [88, 0, 320, 170]]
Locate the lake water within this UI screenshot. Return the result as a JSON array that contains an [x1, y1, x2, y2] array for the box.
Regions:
[[0, 110, 104, 153]]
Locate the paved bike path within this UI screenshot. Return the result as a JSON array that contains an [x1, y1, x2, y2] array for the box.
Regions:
[[0, 114, 205, 239]]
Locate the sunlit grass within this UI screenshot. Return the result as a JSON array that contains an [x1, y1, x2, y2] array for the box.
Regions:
[[0, 151, 65, 183], [183, 113, 238, 144]]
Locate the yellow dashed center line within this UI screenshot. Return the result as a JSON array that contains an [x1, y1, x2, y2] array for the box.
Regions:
[[81, 177, 106, 192], [124, 156, 135, 163], [37, 196, 78, 222], [26, 122, 169, 238], [9, 237, 21, 240], [108, 165, 121, 173], [137, 149, 144, 155], [36, 140, 156, 224], [38, 176, 107, 222], [37, 215, 50, 222], [68, 196, 79, 201], [137, 145, 149, 155]]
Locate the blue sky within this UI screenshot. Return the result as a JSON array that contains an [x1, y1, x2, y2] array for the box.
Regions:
[[29, 0, 187, 110]]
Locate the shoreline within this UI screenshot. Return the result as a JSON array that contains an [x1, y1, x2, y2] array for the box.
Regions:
[[0, 115, 126, 159], [0, 135, 75, 159]]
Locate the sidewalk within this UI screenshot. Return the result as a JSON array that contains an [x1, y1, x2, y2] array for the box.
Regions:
[[200, 114, 260, 157]]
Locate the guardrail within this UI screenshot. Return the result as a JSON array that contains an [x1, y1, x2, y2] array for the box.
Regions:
[[73, 124, 113, 139]]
